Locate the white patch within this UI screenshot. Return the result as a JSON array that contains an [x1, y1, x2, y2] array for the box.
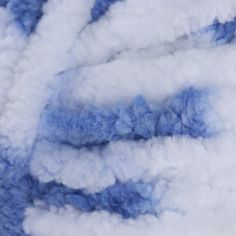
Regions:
[[24, 200, 236, 236], [72, 0, 236, 65], [0, 0, 94, 155], [31, 133, 236, 193], [67, 44, 236, 110], [0, 8, 25, 115]]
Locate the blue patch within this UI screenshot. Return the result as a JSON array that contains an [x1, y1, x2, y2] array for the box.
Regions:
[[91, 0, 121, 22], [0, 0, 8, 7], [156, 87, 209, 138], [206, 18, 236, 44], [34, 180, 157, 219], [7, 0, 47, 35], [0, 161, 28, 235], [42, 87, 212, 148], [0, 86, 214, 235], [0, 159, 157, 235]]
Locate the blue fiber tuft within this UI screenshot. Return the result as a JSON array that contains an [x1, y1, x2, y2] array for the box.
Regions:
[[0, 0, 8, 7], [42, 87, 211, 148], [34, 180, 156, 219], [0, 161, 29, 235], [0, 158, 157, 235], [7, 0, 47, 35], [91, 0, 121, 22], [156, 87, 209, 138], [207, 18, 236, 44]]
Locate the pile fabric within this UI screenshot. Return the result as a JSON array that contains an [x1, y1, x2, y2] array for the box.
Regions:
[[0, 0, 236, 235]]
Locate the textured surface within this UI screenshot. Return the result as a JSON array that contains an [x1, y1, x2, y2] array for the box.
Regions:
[[0, 0, 47, 35], [91, 0, 121, 22], [1, 1, 236, 236], [0, 160, 157, 235], [42, 87, 212, 148]]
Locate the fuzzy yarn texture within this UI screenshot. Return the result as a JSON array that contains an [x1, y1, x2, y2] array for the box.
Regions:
[[1, 0, 236, 236]]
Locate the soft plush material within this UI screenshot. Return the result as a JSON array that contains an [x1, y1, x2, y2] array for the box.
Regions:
[[1, 0, 236, 235]]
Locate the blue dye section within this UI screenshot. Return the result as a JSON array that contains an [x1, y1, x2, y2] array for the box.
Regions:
[[0, 161, 28, 235], [34, 180, 156, 219], [6, 0, 47, 35], [0, 88, 209, 235], [91, 0, 121, 22], [43, 87, 211, 148], [0, 158, 156, 235], [156, 87, 209, 137], [0, 0, 8, 7], [206, 18, 236, 44]]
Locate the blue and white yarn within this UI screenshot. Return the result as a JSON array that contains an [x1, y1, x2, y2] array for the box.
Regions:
[[1, 1, 236, 236], [91, 0, 121, 22], [42, 87, 212, 148], [0, 0, 47, 35]]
